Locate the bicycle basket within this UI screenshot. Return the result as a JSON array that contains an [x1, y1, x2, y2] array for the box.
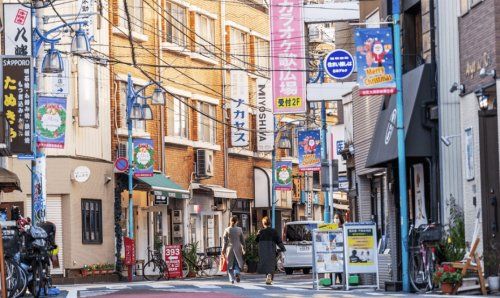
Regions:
[[418, 225, 443, 243], [206, 246, 222, 256], [30, 226, 48, 239]]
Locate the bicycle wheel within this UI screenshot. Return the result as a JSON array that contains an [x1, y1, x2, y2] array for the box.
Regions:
[[5, 259, 20, 298], [276, 252, 285, 273], [409, 248, 430, 293], [201, 256, 218, 276], [29, 260, 48, 298], [425, 247, 436, 291], [143, 260, 165, 281]]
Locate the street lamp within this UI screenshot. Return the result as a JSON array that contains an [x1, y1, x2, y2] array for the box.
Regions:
[[41, 44, 64, 74], [71, 28, 91, 54]]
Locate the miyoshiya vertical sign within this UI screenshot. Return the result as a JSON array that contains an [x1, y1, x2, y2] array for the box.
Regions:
[[256, 78, 273, 151]]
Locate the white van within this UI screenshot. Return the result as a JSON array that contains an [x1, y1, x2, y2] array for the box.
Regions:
[[282, 221, 322, 275]]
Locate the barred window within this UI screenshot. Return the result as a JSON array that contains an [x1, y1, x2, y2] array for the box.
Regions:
[[82, 199, 103, 244]]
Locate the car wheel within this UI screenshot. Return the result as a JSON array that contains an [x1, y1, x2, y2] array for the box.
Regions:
[[302, 268, 310, 275], [284, 268, 294, 275]]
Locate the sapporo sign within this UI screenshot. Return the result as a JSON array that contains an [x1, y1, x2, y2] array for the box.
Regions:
[[2, 56, 33, 154]]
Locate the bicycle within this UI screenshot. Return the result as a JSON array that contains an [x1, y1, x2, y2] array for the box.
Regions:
[[203, 247, 222, 276], [276, 250, 285, 273], [143, 247, 170, 281], [408, 223, 442, 293], [181, 245, 217, 277]]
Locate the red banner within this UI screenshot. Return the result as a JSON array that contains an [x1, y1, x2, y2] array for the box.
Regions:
[[164, 245, 183, 278], [124, 237, 135, 266]]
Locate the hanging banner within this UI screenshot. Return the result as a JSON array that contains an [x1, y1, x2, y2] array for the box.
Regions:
[[33, 157, 46, 223], [298, 130, 321, 171], [36, 97, 67, 149], [256, 78, 274, 151], [274, 161, 293, 190], [270, 0, 307, 114], [354, 28, 397, 96], [230, 70, 249, 147], [344, 222, 379, 274], [2, 56, 33, 154], [3, 4, 32, 56], [133, 138, 154, 177], [413, 163, 428, 228]]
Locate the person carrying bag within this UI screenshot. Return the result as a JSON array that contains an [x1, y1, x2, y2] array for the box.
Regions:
[[222, 216, 245, 283]]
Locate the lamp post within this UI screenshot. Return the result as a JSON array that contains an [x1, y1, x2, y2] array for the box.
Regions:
[[124, 74, 165, 239], [31, 4, 91, 224]]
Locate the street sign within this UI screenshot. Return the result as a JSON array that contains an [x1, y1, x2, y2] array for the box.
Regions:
[[323, 49, 355, 80], [114, 157, 129, 172], [42, 58, 69, 95]]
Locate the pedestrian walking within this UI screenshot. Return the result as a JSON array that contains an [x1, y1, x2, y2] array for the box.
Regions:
[[222, 216, 245, 284], [256, 216, 286, 285], [332, 211, 345, 285]]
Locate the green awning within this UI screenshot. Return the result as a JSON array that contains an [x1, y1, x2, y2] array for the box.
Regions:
[[137, 173, 190, 199]]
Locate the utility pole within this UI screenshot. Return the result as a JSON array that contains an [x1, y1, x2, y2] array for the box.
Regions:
[[392, 0, 410, 292]]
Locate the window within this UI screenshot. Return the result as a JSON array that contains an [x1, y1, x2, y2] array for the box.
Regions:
[[167, 96, 189, 138], [82, 199, 103, 244], [166, 2, 187, 47], [461, 0, 483, 14], [255, 38, 270, 73], [198, 102, 216, 143], [230, 28, 247, 68], [195, 14, 215, 58], [402, 4, 423, 72], [119, 81, 145, 131], [119, 0, 144, 33]]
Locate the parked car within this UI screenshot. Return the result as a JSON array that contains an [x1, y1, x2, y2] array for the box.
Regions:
[[282, 221, 322, 275]]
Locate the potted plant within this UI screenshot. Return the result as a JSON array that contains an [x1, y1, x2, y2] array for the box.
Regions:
[[81, 265, 92, 277], [182, 242, 199, 277], [104, 263, 115, 274], [433, 265, 462, 295], [244, 233, 259, 273], [484, 246, 500, 293]]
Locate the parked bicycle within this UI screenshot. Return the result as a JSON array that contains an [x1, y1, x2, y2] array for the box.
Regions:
[[142, 247, 169, 281], [408, 223, 442, 293], [181, 244, 220, 277]]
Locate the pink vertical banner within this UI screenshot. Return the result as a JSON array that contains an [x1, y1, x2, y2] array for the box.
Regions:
[[270, 0, 307, 114]]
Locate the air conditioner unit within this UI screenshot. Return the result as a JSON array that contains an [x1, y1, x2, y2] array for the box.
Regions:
[[172, 210, 182, 223], [116, 142, 128, 158], [196, 149, 214, 178]]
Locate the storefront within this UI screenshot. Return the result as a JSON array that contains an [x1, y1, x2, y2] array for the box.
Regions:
[[230, 199, 251, 236]]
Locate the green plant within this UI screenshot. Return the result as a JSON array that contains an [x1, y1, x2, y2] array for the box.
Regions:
[[244, 233, 259, 263], [82, 265, 92, 272], [433, 265, 462, 285], [483, 243, 500, 276], [183, 242, 199, 274], [154, 235, 163, 252], [439, 197, 466, 262]]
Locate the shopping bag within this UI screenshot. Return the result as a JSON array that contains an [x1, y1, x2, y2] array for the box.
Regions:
[[219, 256, 228, 272]]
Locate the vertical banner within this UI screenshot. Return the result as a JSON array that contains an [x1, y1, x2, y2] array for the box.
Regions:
[[354, 28, 397, 96], [33, 157, 46, 223], [3, 4, 32, 56], [256, 78, 274, 151], [133, 138, 154, 177], [270, 0, 307, 114], [36, 97, 67, 149], [230, 70, 249, 147], [78, 58, 98, 127], [77, 0, 96, 38], [124, 237, 135, 266], [413, 163, 428, 228], [274, 161, 293, 190], [344, 223, 379, 274], [298, 130, 321, 171], [2, 56, 33, 154]]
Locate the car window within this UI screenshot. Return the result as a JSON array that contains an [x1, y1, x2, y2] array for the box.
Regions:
[[285, 223, 317, 242]]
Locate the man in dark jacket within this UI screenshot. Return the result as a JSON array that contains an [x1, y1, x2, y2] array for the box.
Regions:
[[256, 216, 286, 285]]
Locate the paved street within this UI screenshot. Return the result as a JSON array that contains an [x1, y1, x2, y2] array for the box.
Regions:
[[49, 273, 492, 298]]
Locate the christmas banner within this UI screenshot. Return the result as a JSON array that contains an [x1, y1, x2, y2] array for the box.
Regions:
[[36, 96, 67, 149], [354, 28, 397, 96], [298, 130, 321, 171], [274, 161, 293, 190], [133, 138, 154, 177]]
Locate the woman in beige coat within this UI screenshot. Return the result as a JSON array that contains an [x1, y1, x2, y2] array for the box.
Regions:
[[222, 216, 245, 283]]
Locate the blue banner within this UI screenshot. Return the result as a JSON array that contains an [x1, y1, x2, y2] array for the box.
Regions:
[[133, 138, 154, 177], [354, 28, 397, 96], [275, 161, 293, 190], [36, 96, 67, 149], [298, 130, 321, 171]]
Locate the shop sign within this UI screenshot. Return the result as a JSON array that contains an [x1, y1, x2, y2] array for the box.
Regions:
[[72, 166, 91, 183], [306, 192, 313, 220], [270, 0, 307, 114], [77, 0, 95, 38], [354, 28, 397, 96], [124, 237, 135, 266], [2, 56, 33, 154], [153, 190, 169, 205], [36, 96, 67, 149], [164, 245, 183, 278], [274, 161, 293, 190], [324, 49, 355, 80], [133, 138, 154, 177], [256, 78, 273, 151], [3, 4, 32, 56], [230, 70, 249, 147], [298, 130, 321, 171], [465, 52, 491, 79]]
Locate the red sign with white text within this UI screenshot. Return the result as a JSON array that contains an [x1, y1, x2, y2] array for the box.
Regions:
[[164, 245, 183, 278], [124, 237, 135, 266]]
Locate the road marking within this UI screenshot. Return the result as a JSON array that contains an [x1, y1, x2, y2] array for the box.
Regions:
[[236, 283, 267, 290], [107, 285, 129, 290], [196, 284, 222, 289]]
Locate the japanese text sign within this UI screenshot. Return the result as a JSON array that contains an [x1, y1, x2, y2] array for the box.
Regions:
[[275, 161, 293, 190], [36, 96, 67, 149], [256, 78, 274, 151], [124, 237, 135, 266], [164, 245, 183, 279], [354, 28, 397, 96], [298, 130, 321, 171], [2, 56, 33, 154], [3, 4, 32, 56], [324, 49, 355, 80], [230, 70, 249, 147], [133, 138, 154, 177], [270, 0, 307, 114], [77, 0, 95, 39]]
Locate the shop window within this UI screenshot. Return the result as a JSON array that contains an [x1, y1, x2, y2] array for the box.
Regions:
[[81, 199, 103, 244]]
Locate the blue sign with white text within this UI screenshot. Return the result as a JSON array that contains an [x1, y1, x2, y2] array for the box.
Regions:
[[323, 49, 355, 80]]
